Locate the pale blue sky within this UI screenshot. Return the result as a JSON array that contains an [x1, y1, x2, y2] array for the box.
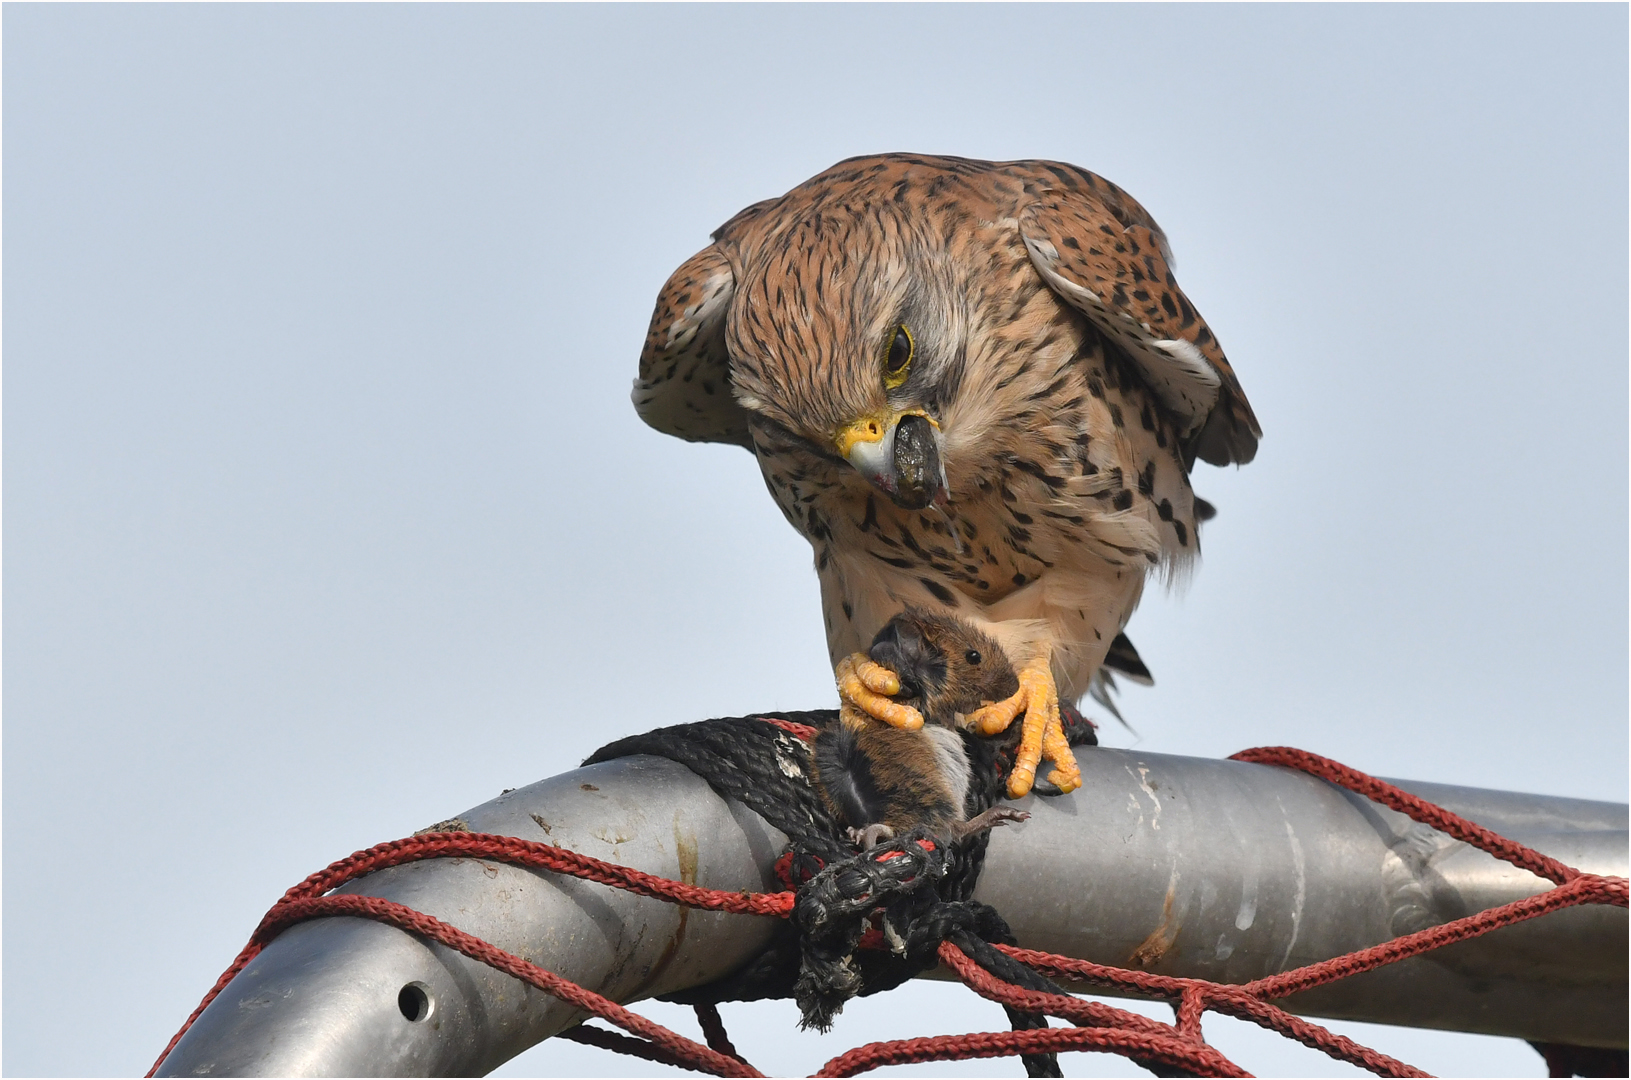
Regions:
[[5, 5, 1626, 1077]]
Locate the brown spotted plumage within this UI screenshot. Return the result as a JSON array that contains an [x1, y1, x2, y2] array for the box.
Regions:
[[635, 154, 1260, 796]]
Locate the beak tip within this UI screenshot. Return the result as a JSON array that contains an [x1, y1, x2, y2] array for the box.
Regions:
[[841, 412, 949, 509]]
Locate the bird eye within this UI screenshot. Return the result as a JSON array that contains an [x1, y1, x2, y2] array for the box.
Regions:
[[964, 649, 982, 665], [882, 324, 914, 389]]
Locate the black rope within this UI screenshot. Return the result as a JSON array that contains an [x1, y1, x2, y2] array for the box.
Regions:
[[585, 705, 1104, 1078]]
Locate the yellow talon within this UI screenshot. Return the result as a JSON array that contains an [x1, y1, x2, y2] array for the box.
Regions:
[[836, 653, 923, 730], [968, 657, 1080, 797]]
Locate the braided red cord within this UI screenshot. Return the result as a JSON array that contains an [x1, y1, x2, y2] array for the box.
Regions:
[[695, 1002, 746, 1061], [146, 832, 791, 1076], [1175, 986, 1204, 1039], [817, 1024, 1256, 1078], [759, 717, 821, 741], [996, 945, 1429, 1077], [150, 740, 1626, 1079], [1229, 747, 1581, 884], [557, 1023, 708, 1071], [263, 831, 796, 919]]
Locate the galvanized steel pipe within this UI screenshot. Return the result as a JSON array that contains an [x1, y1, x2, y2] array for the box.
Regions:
[[154, 748, 1627, 1076]]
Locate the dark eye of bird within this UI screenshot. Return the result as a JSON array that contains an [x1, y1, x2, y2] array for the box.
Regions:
[[882, 324, 914, 388], [964, 649, 981, 665]]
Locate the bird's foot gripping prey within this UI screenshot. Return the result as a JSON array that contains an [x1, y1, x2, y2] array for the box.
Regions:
[[836, 641, 1082, 798], [816, 609, 1035, 850], [971, 656, 1081, 797], [834, 652, 922, 731]]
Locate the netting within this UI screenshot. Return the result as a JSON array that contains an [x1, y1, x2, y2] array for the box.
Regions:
[[149, 721, 1626, 1079]]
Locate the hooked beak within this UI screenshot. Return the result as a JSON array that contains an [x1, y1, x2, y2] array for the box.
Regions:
[[835, 410, 949, 510]]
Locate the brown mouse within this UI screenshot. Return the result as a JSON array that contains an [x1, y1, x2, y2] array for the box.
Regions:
[[812, 608, 1029, 848]]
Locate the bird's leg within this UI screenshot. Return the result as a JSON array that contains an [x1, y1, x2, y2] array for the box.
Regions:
[[835, 653, 924, 730], [969, 657, 1082, 797]]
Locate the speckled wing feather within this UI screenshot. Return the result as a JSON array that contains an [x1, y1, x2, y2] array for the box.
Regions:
[[1101, 632, 1153, 686], [632, 244, 753, 448], [1016, 185, 1260, 466]]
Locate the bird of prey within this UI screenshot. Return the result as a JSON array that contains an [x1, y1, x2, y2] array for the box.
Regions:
[[632, 154, 1259, 797]]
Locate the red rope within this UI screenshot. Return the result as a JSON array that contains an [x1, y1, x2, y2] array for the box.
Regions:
[[150, 742, 1627, 1079], [146, 833, 791, 1076], [694, 1002, 747, 1062], [557, 1023, 710, 1071], [996, 946, 1429, 1076], [1228, 747, 1581, 885], [759, 717, 821, 741], [815, 1024, 1255, 1078]]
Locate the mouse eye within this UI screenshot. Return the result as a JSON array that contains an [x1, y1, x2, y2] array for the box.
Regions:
[[964, 649, 982, 665]]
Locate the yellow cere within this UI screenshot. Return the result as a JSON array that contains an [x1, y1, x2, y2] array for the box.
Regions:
[[835, 416, 887, 457]]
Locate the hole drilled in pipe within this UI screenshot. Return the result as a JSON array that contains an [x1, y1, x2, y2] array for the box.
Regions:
[[398, 982, 432, 1023]]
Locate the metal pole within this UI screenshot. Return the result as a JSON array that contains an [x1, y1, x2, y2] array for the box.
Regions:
[[154, 748, 1627, 1077]]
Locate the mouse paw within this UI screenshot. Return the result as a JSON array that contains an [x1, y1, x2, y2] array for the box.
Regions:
[[951, 805, 1032, 840], [847, 823, 896, 850]]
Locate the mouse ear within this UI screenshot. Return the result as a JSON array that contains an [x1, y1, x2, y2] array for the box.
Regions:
[[868, 617, 901, 653], [870, 609, 931, 652], [867, 613, 936, 701]]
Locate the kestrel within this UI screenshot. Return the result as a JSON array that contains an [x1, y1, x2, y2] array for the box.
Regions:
[[633, 155, 1259, 797]]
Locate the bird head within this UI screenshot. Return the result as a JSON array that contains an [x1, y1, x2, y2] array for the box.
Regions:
[[725, 209, 962, 511]]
